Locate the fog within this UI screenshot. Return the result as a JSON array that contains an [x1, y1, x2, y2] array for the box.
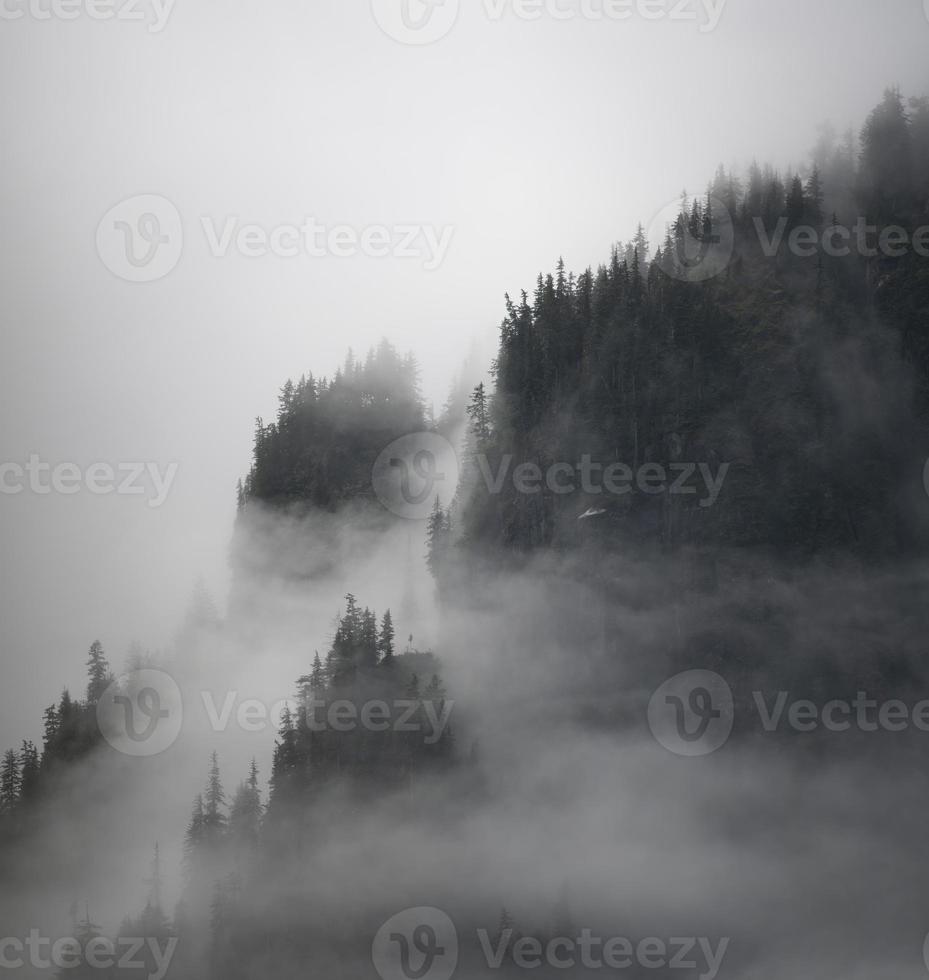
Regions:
[[1, 0, 927, 748], [2, 1, 929, 978]]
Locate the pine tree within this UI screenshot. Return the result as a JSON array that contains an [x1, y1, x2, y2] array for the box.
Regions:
[[41, 705, 59, 760], [378, 610, 395, 664], [426, 498, 452, 579], [805, 166, 824, 224], [860, 86, 914, 220], [466, 383, 491, 446], [309, 652, 326, 694], [424, 674, 446, 700], [203, 752, 227, 841], [786, 175, 806, 229], [18, 741, 39, 804], [85, 641, 111, 705], [182, 794, 205, 880], [360, 607, 379, 668], [268, 708, 298, 812], [0, 749, 21, 813], [229, 760, 262, 853]]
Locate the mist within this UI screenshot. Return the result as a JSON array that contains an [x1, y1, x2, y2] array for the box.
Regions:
[[3, 1, 929, 979]]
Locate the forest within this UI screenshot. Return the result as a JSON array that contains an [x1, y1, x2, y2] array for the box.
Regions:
[[2, 86, 929, 980]]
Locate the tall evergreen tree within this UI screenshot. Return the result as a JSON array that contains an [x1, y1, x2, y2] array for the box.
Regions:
[[378, 610, 395, 664], [85, 641, 111, 705], [0, 749, 21, 813]]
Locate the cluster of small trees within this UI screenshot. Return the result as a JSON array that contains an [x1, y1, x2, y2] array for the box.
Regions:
[[238, 340, 425, 511], [1, 641, 113, 823], [266, 597, 454, 826]]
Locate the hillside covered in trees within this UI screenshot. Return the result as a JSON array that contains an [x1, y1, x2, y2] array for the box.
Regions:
[[0, 594, 461, 980], [237, 88, 929, 570], [438, 87, 929, 561], [3, 84, 929, 980]]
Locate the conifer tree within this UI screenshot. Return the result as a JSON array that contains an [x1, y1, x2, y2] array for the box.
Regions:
[[378, 610, 395, 664], [786, 175, 806, 229], [360, 607, 379, 668], [805, 166, 824, 223], [18, 741, 39, 804], [309, 652, 326, 694], [183, 794, 205, 880], [85, 641, 111, 705], [203, 752, 227, 842], [229, 760, 262, 852], [0, 749, 21, 813]]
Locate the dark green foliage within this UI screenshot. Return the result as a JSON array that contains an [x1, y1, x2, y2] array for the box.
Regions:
[[85, 641, 112, 705], [238, 340, 424, 512], [452, 87, 929, 561], [0, 750, 21, 814], [229, 760, 262, 854], [265, 598, 455, 835]]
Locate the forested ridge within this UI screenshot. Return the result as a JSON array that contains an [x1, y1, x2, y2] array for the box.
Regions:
[[443, 87, 929, 560], [0, 595, 461, 979], [3, 86, 929, 980], [237, 89, 929, 563]]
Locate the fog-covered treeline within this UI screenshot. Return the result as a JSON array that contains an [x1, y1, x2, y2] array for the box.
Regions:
[[4, 85, 929, 980]]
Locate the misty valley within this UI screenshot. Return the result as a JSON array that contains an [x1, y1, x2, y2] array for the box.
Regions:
[[2, 50, 929, 980]]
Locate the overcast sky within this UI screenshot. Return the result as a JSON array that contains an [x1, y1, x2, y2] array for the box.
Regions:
[[0, 0, 927, 750]]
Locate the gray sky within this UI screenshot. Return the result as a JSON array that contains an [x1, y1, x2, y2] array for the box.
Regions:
[[1, 0, 927, 750]]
